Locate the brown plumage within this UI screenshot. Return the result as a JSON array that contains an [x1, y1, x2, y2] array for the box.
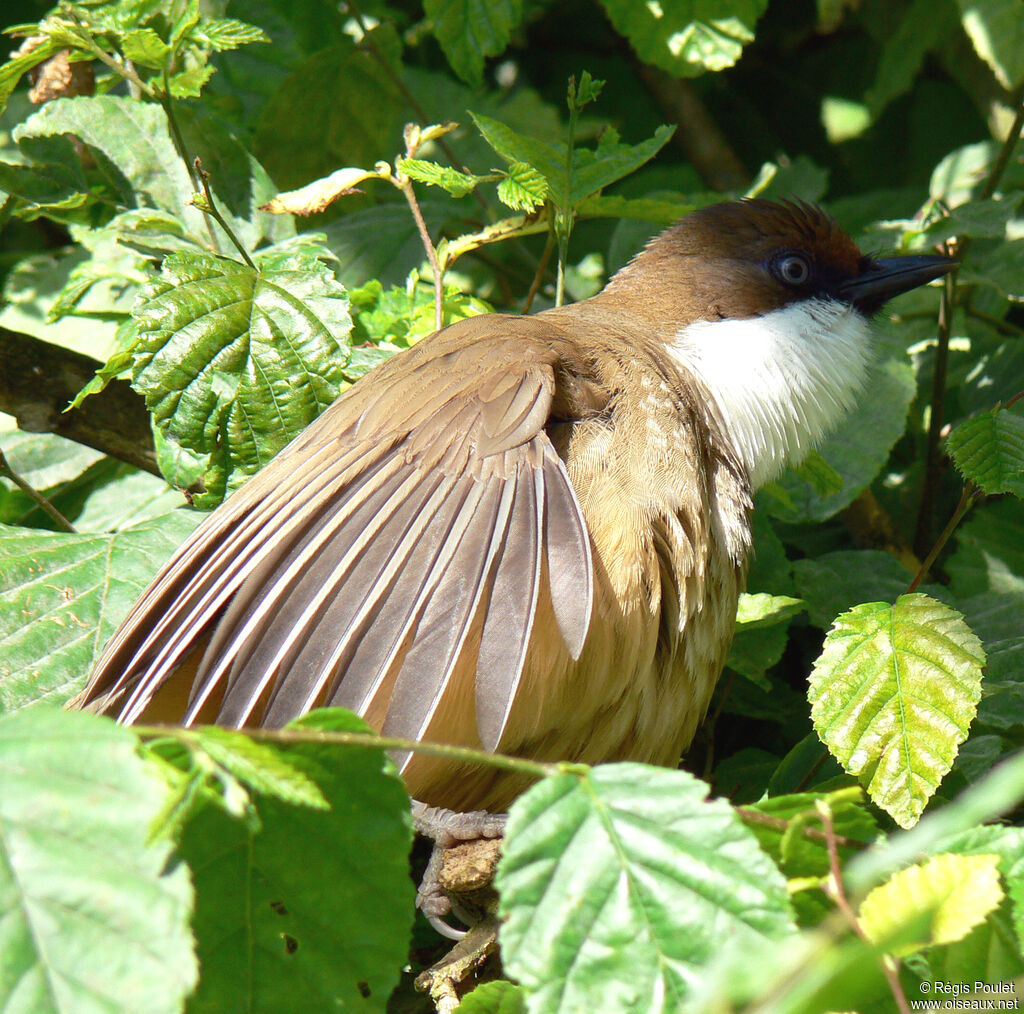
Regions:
[[72, 200, 955, 811]]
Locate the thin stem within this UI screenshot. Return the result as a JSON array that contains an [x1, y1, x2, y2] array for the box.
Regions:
[[399, 178, 443, 331], [194, 158, 255, 268], [736, 805, 857, 849], [817, 802, 911, 1014], [554, 83, 579, 308], [1005, 389, 1024, 411], [980, 89, 1024, 200], [135, 722, 561, 781], [162, 71, 222, 255], [522, 230, 555, 313], [913, 264, 956, 559], [908, 483, 981, 592], [0, 450, 76, 532], [63, 9, 156, 98], [966, 306, 1024, 338]]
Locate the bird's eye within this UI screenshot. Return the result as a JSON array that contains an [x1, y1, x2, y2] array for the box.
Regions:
[[774, 253, 811, 286]]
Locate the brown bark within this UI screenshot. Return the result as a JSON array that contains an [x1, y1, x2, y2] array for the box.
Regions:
[[0, 328, 157, 475]]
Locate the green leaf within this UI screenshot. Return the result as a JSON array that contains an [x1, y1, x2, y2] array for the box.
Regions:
[[956, 0, 1024, 90], [497, 161, 549, 211], [0, 707, 196, 1013], [947, 498, 1024, 597], [424, 0, 524, 85], [191, 17, 270, 51], [0, 511, 200, 711], [397, 157, 486, 197], [131, 251, 351, 506], [122, 27, 173, 68], [349, 278, 490, 349], [471, 112, 673, 209], [179, 708, 414, 1014], [190, 726, 329, 810], [864, 0, 957, 118], [14, 95, 196, 223], [497, 764, 795, 1010], [460, 981, 528, 1014], [859, 853, 1003, 955], [598, 0, 768, 77], [254, 38, 404, 194], [948, 404, 1024, 497], [808, 594, 985, 828], [734, 592, 804, 631], [744, 788, 880, 879], [0, 134, 89, 209]]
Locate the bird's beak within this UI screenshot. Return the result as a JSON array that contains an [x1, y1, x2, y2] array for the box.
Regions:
[[840, 254, 958, 313]]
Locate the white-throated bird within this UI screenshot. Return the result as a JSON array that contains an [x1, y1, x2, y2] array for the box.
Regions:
[[73, 199, 954, 819]]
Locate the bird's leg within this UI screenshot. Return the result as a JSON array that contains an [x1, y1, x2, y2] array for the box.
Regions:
[[411, 801, 507, 939]]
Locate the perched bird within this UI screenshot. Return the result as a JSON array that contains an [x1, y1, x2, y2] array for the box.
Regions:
[[73, 199, 954, 815]]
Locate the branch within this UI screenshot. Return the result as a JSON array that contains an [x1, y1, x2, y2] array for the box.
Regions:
[[0, 328, 157, 475]]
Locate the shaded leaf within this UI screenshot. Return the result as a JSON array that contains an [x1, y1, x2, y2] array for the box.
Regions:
[[769, 336, 916, 521], [497, 764, 795, 1011], [808, 594, 985, 828], [0, 707, 196, 1013], [425, 0, 524, 85], [956, 0, 1024, 89], [947, 498, 1024, 597], [180, 708, 414, 1014]]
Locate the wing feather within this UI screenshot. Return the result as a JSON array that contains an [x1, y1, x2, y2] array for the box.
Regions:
[[473, 462, 544, 751], [79, 317, 597, 760]]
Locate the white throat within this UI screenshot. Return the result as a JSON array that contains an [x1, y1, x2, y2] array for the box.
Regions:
[[671, 298, 873, 489]]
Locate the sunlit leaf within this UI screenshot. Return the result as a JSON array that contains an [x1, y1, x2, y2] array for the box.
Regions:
[[498, 764, 795, 1011], [808, 594, 985, 828]]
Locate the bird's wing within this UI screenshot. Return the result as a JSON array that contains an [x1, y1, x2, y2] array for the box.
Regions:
[[78, 314, 595, 752]]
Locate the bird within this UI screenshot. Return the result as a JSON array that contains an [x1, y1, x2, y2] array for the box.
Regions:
[[72, 199, 954, 817]]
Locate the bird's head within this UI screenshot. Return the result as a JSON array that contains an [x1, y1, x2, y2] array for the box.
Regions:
[[592, 199, 956, 487]]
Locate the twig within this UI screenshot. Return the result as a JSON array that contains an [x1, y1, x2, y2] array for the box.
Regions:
[[817, 802, 911, 1014], [522, 230, 555, 313], [736, 804, 857, 849], [0, 449, 76, 532], [193, 158, 255, 268], [554, 78, 580, 308], [398, 176, 444, 331], [136, 721, 562, 781], [913, 262, 956, 559], [162, 71, 222, 255], [908, 483, 982, 592], [979, 89, 1024, 200], [0, 329, 158, 475], [62, 10, 157, 98]]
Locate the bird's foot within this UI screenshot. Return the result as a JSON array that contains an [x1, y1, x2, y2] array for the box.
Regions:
[[411, 802, 507, 940]]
